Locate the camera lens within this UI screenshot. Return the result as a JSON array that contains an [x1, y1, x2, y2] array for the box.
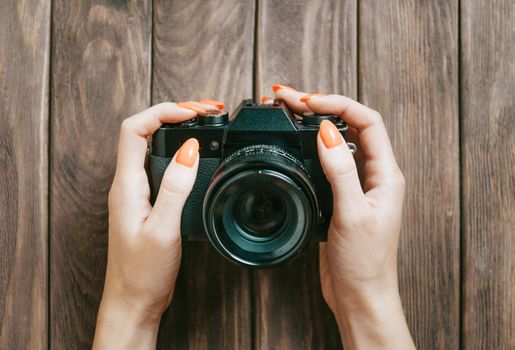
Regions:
[[203, 145, 319, 267], [234, 188, 286, 239]]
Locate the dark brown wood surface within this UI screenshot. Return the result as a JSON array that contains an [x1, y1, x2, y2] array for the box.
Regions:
[[0, 0, 514, 348], [461, 0, 515, 348], [254, 0, 357, 348], [360, 1, 460, 348], [50, 1, 151, 348], [152, 1, 255, 348], [0, 0, 50, 349]]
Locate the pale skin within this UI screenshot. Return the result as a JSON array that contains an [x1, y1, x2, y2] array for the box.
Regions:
[[93, 88, 415, 349]]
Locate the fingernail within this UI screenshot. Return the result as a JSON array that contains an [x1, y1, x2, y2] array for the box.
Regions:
[[320, 120, 343, 149], [300, 93, 324, 103], [261, 96, 273, 103], [177, 102, 207, 114], [176, 138, 199, 167], [272, 84, 295, 92], [198, 99, 225, 110]]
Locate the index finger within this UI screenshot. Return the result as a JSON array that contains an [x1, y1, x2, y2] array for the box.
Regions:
[[278, 91, 398, 169], [116, 102, 197, 175], [310, 95, 397, 166]]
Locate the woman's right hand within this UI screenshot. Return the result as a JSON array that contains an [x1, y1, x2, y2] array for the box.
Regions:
[[273, 85, 415, 350]]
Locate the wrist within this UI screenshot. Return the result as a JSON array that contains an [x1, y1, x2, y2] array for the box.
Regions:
[[98, 292, 162, 328], [93, 292, 162, 349], [335, 276, 400, 314], [333, 283, 415, 350]]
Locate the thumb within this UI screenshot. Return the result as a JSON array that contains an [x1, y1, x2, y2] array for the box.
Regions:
[[145, 138, 199, 241], [317, 121, 368, 215]]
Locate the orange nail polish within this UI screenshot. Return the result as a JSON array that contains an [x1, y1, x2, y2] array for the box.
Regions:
[[176, 138, 199, 167], [198, 99, 225, 110], [320, 120, 343, 148], [177, 102, 207, 114], [300, 93, 323, 103], [272, 84, 294, 92], [261, 96, 272, 103]]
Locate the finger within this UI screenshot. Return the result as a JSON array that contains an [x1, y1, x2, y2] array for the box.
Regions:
[[176, 101, 208, 115], [302, 94, 405, 202], [144, 138, 199, 240], [197, 99, 225, 110], [183, 101, 221, 114], [301, 94, 397, 169], [272, 84, 311, 114], [260, 96, 274, 104], [116, 102, 197, 176], [317, 120, 368, 213]]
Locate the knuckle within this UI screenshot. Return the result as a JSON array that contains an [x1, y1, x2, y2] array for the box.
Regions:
[[107, 188, 114, 206], [330, 159, 357, 180], [160, 175, 192, 198], [396, 170, 406, 188], [390, 167, 406, 189], [370, 110, 383, 123], [155, 101, 175, 109], [120, 117, 135, 133], [107, 183, 120, 207]]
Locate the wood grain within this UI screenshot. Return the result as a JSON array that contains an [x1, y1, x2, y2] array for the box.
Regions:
[[0, 1, 513, 348], [461, 0, 515, 348], [50, 1, 151, 348], [360, 1, 460, 348], [255, 1, 357, 348], [152, 0, 255, 348], [153, 0, 255, 112], [0, 1, 50, 349]]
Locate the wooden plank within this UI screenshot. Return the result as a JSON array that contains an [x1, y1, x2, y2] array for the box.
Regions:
[[254, 1, 357, 348], [152, 0, 255, 348], [461, 1, 515, 348], [360, 1, 460, 348], [153, 0, 255, 112], [50, 1, 151, 348], [0, 1, 50, 349]]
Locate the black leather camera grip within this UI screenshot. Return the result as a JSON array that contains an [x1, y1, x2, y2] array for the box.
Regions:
[[148, 154, 171, 203]]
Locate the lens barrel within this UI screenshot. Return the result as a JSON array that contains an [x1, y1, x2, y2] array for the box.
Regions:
[[203, 145, 318, 267]]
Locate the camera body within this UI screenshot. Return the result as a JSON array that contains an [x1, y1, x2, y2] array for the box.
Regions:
[[149, 99, 353, 267]]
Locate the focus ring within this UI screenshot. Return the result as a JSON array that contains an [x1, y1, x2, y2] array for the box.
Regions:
[[219, 144, 310, 176]]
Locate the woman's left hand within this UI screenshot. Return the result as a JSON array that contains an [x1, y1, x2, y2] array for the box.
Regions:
[[93, 100, 222, 349]]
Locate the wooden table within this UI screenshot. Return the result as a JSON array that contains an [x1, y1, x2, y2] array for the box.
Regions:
[[1, 0, 513, 349]]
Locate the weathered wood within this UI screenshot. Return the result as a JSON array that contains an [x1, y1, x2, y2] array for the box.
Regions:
[[360, 1, 460, 348], [1, 1, 513, 348], [254, 0, 357, 348], [461, 1, 515, 348], [152, 0, 255, 348], [50, 1, 151, 348], [0, 0, 50, 349], [153, 0, 255, 113]]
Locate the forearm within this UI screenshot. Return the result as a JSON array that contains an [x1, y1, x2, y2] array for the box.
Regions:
[[93, 295, 161, 350], [334, 287, 415, 350]]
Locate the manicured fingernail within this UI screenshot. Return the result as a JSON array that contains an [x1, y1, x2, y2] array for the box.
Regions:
[[261, 96, 273, 103], [198, 99, 225, 110], [176, 138, 199, 167], [177, 102, 207, 114], [272, 84, 295, 92], [320, 120, 343, 148], [300, 93, 324, 103]]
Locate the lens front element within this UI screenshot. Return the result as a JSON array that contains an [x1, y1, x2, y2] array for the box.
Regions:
[[203, 145, 318, 267], [234, 188, 286, 239]]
